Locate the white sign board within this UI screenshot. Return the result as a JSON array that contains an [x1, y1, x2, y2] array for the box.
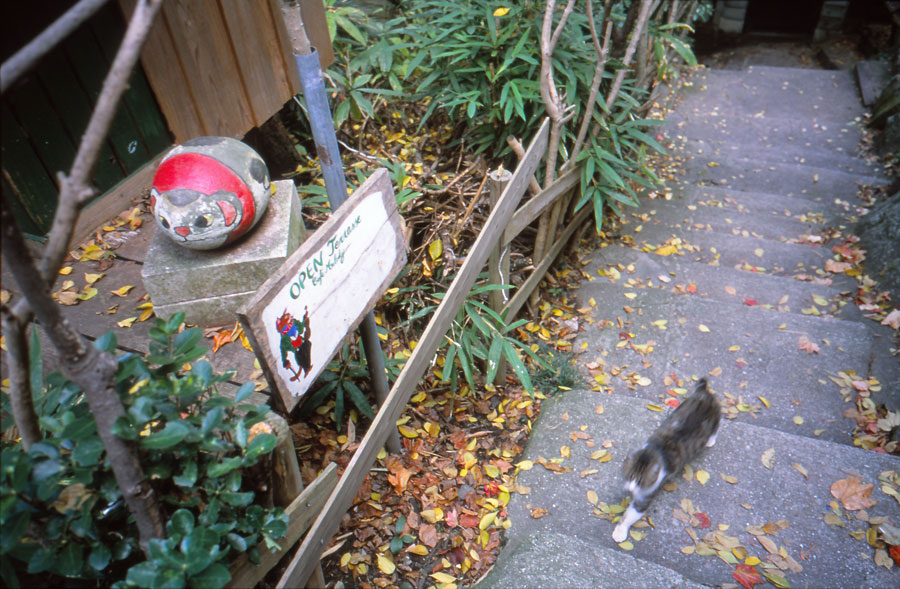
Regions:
[[238, 169, 406, 411]]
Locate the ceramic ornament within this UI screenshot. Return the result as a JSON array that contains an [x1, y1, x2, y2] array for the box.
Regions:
[[150, 136, 272, 250]]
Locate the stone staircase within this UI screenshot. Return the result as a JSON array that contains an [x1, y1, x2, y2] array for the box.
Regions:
[[477, 64, 898, 588]]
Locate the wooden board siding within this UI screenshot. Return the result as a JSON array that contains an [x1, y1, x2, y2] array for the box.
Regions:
[[121, 0, 302, 144]]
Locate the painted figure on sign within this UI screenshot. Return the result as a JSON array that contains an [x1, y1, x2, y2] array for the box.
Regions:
[[276, 307, 312, 382], [150, 136, 271, 250]]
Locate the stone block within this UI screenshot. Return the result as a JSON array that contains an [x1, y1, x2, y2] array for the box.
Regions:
[[142, 180, 305, 326]]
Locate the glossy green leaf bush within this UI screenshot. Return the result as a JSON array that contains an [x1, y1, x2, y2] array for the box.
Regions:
[[0, 314, 286, 588]]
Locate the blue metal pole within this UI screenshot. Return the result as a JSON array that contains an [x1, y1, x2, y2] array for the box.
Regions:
[[293, 49, 400, 454]]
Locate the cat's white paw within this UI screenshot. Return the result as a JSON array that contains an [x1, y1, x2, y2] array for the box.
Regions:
[[612, 523, 628, 543], [706, 431, 718, 448]]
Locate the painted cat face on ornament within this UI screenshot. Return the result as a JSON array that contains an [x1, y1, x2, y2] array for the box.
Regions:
[[150, 136, 272, 250]]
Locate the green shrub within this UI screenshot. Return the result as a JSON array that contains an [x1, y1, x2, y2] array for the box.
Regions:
[[0, 314, 286, 588]]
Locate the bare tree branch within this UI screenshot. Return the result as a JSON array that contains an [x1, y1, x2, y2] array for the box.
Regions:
[[1, 0, 166, 554], [38, 0, 165, 288], [0, 310, 41, 449], [0, 0, 112, 94], [571, 0, 613, 162], [605, 0, 655, 111]]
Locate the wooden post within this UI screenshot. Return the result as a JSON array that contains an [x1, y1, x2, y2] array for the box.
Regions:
[[487, 168, 511, 385]]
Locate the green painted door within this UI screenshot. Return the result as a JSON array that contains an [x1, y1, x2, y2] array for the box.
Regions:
[[1, 1, 171, 236]]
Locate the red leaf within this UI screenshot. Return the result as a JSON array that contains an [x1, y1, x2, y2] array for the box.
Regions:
[[889, 545, 900, 566], [744, 298, 757, 306], [445, 508, 458, 528], [459, 513, 480, 528], [695, 512, 711, 529], [686, 283, 697, 294], [664, 398, 680, 408], [733, 563, 764, 589]]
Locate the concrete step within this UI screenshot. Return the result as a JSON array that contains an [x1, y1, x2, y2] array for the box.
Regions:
[[580, 243, 861, 322], [673, 184, 835, 225], [616, 217, 844, 280], [475, 529, 706, 589], [573, 285, 873, 445], [674, 136, 884, 177], [493, 392, 899, 588], [662, 111, 863, 159], [679, 153, 887, 206], [676, 66, 865, 123], [632, 191, 826, 243]]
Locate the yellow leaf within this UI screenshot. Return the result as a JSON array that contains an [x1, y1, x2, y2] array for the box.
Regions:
[[137, 302, 154, 322], [377, 553, 395, 575], [398, 425, 418, 438], [655, 245, 678, 256], [560, 445, 571, 459], [84, 272, 104, 285], [431, 571, 456, 584], [516, 460, 534, 471], [707, 161, 720, 167], [792, 463, 808, 478], [696, 470, 710, 485], [754, 248, 764, 258], [812, 295, 828, 306], [637, 376, 652, 387], [421, 508, 443, 523], [484, 464, 500, 478], [77, 287, 98, 301], [52, 483, 89, 513], [792, 415, 804, 425], [428, 239, 443, 261], [57, 291, 80, 306], [479, 511, 497, 530], [761, 447, 775, 469], [698, 324, 710, 333], [58, 266, 73, 275], [587, 490, 599, 505], [728, 345, 740, 352], [340, 552, 352, 568], [646, 403, 663, 412], [117, 317, 138, 328], [758, 396, 770, 408], [493, 7, 510, 16], [591, 449, 608, 460], [745, 556, 761, 566], [721, 474, 738, 484], [617, 540, 634, 550], [111, 285, 135, 297], [408, 544, 429, 556]]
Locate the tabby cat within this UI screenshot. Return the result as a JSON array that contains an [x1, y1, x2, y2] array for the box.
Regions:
[[612, 378, 721, 543]]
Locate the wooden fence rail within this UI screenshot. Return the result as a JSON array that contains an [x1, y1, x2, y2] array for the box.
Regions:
[[274, 117, 592, 586]]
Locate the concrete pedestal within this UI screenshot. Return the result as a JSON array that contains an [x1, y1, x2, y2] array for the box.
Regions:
[[142, 180, 305, 326]]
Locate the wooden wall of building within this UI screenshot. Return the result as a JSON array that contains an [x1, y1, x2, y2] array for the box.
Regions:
[[119, 0, 302, 143]]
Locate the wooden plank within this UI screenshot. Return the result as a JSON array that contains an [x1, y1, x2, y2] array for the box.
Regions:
[[68, 154, 163, 249], [238, 168, 406, 412], [503, 165, 580, 247], [161, 0, 256, 138], [118, 0, 205, 142], [269, 0, 303, 94], [227, 463, 339, 589], [502, 205, 592, 320], [276, 118, 550, 589], [220, 0, 293, 124]]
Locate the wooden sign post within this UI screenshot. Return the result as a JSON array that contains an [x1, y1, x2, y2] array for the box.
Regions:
[[238, 168, 406, 411]]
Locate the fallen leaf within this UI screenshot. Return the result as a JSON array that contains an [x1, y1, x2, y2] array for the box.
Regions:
[[792, 463, 808, 478], [492, 7, 510, 17], [430, 571, 456, 584], [874, 548, 893, 570], [721, 474, 738, 484], [377, 553, 395, 575], [698, 324, 710, 333], [587, 490, 599, 505], [830, 476, 877, 511], [84, 272, 104, 285], [418, 523, 438, 547], [117, 317, 137, 328], [724, 285, 737, 296], [530, 507, 548, 519], [792, 415, 804, 425], [798, 336, 819, 354], [761, 448, 775, 469], [757, 535, 777, 554], [696, 470, 710, 485], [882, 309, 900, 330], [110, 285, 135, 297], [754, 248, 764, 258]]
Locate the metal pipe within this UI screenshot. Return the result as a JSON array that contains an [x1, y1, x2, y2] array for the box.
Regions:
[[293, 49, 400, 454]]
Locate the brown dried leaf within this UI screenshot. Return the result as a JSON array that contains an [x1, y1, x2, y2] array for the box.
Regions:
[[830, 476, 877, 510]]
